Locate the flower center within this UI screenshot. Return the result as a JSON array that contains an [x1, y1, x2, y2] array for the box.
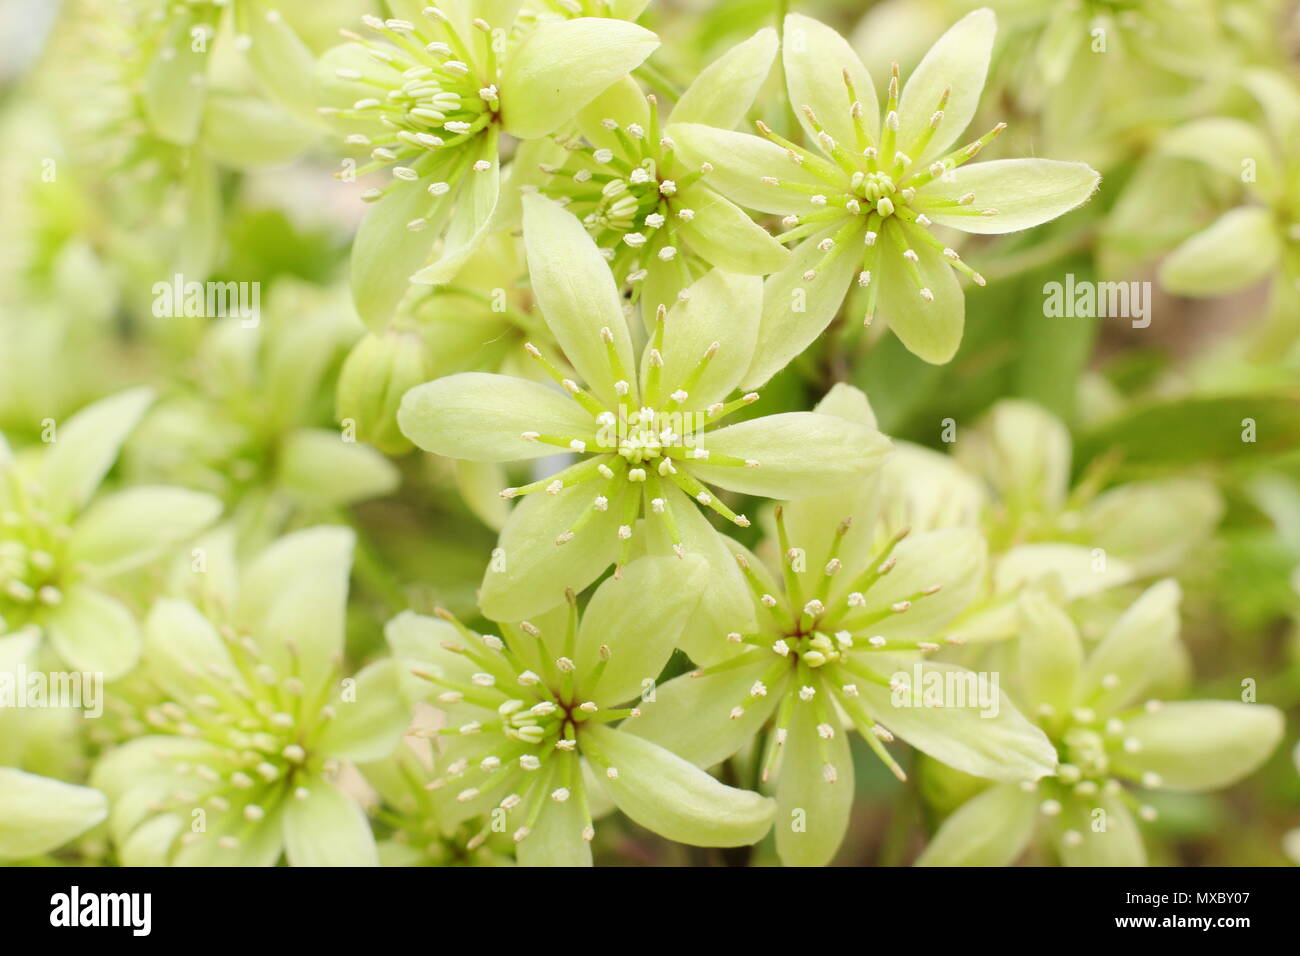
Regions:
[[0, 480, 68, 630]]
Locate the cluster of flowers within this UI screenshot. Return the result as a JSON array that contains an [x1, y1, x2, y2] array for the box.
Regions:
[[1, 0, 1293, 868]]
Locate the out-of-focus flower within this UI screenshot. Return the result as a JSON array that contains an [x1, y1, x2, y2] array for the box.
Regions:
[[918, 581, 1284, 865], [670, 9, 1099, 379], [91, 526, 411, 865], [391, 555, 775, 865], [1156, 71, 1300, 328], [398, 195, 890, 619], [1, 388, 221, 677]]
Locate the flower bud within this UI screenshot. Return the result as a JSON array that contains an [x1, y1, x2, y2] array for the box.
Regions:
[[336, 329, 431, 455]]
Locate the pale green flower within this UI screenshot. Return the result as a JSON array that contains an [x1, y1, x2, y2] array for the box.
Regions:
[[918, 581, 1285, 866], [124, 287, 398, 547], [320, 0, 660, 324], [955, 399, 1223, 575], [0, 768, 107, 863], [91, 526, 411, 866], [537, 28, 790, 315], [390, 554, 775, 866], [629, 383, 1055, 866], [1, 388, 221, 678], [1156, 70, 1300, 311], [399, 194, 891, 620], [671, 9, 1099, 379]]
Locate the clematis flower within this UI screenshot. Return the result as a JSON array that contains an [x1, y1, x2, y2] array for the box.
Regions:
[[917, 581, 1284, 866], [1155, 70, 1300, 316], [954, 400, 1223, 574], [537, 28, 790, 315], [319, 1, 660, 324], [91, 526, 411, 866], [399, 194, 890, 620], [670, 9, 1100, 380], [628, 384, 1056, 866], [390, 555, 775, 865], [1, 388, 221, 678], [124, 286, 399, 548]]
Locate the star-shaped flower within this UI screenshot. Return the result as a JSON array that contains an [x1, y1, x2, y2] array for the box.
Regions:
[[537, 27, 790, 315], [627, 384, 1056, 866], [398, 194, 890, 620], [392, 554, 774, 865], [1, 388, 221, 678], [91, 527, 411, 865], [917, 581, 1284, 866], [670, 9, 1100, 382]]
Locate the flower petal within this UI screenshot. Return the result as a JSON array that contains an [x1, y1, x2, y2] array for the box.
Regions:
[[141, 9, 208, 145], [915, 782, 1037, 866], [45, 586, 141, 680], [143, 598, 237, 700], [69, 486, 221, 577], [641, 483, 757, 666], [783, 13, 878, 148], [499, 18, 659, 139], [775, 695, 855, 866], [317, 660, 410, 763], [692, 411, 890, 498], [583, 724, 775, 847], [854, 658, 1058, 782], [410, 140, 501, 287], [1016, 589, 1082, 718], [0, 769, 107, 861], [577, 555, 708, 706], [479, 482, 628, 621], [672, 27, 778, 130], [283, 779, 378, 867], [742, 221, 863, 388], [627, 654, 780, 768], [516, 782, 594, 867], [41, 387, 153, 516], [874, 231, 965, 363], [1057, 792, 1145, 867], [350, 161, 457, 328], [399, 372, 594, 463], [1110, 701, 1283, 792], [923, 159, 1100, 235], [1081, 579, 1181, 714], [277, 429, 400, 505], [668, 123, 823, 216], [646, 269, 761, 408], [522, 193, 636, 406], [1159, 117, 1281, 198], [1158, 207, 1281, 297], [896, 8, 996, 165], [675, 184, 791, 277]]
